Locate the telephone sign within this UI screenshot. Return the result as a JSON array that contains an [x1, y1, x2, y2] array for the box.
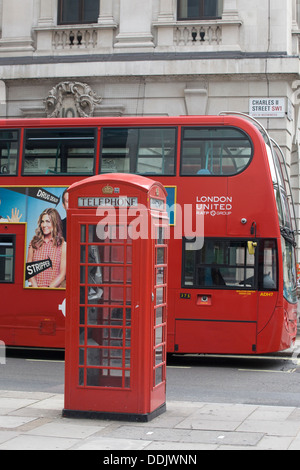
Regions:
[[78, 196, 138, 207]]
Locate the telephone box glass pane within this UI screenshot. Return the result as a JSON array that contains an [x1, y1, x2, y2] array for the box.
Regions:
[[155, 345, 163, 365], [79, 307, 85, 324], [127, 246, 132, 263], [156, 226, 165, 244], [80, 286, 85, 304], [102, 266, 124, 283], [80, 225, 86, 242], [155, 326, 163, 345], [80, 245, 86, 263], [79, 348, 84, 365], [156, 287, 164, 305], [156, 247, 165, 264], [80, 266, 86, 283], [155, 366, 163, 386], [155, 306, 163, 325], [78, 223, 131, 388], [89, 349, 123, 367], [87, 306, 125, 326], [156, 267, 165, 285], [79, 368, 84, 386], [125, 349, 131, 367], [87, 348, 102, 366], [79, 327, 85, 345]]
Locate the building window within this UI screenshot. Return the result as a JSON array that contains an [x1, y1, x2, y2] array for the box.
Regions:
[[177, 0, 222, 20], [58, 0, 99, 25]]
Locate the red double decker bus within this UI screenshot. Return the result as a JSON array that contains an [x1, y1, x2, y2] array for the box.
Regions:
[[0, 114, 297, 354]]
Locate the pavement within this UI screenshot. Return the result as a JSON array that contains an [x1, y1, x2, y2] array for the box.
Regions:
[[0, 338, 300, 451]]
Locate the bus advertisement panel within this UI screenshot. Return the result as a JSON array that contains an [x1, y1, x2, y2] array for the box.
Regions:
[[0, 185, 176, 290], [0, 186, 67, 289]]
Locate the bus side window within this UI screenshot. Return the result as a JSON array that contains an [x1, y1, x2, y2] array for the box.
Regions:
[[258, 240, 277, 291], [280, 237, 296, 302], [100, 127, 176, 176], [180, 127, 253, 176], [23, 128, 96, 176], [0, 130, 19, 176], [0, 236, 15, 283], [183, 238, 256, 289]]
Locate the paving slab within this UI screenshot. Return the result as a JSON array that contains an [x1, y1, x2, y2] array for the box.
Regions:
[[0, 434, 80, 450], [1, 391, 300, 450]]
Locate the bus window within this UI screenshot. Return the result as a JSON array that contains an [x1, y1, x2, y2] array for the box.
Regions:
[[281, 236, 297, 303], [180, 127, 252, 176], [267, 145, 293, 231], [274, 187, 284, 227], [258, 239, 277, 290], [0, 130, 19, 176], [183, 238, 256, 289], [281, 192, 293, 230], [0, 236, 15, 283], [100, 127, 176, 175], [272, 145, 286, 189], [23, 128, 96, 175]]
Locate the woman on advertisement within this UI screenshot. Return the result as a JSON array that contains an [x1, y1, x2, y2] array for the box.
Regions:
[[27, 208, 66, 288]]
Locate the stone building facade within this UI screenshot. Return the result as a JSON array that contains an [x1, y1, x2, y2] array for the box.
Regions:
[[0, 0, 300, 242]]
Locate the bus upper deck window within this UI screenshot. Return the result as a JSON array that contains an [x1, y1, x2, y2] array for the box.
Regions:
[[23, 128, 96, 176], [100, 127, 177, 176], [181, 127, 253, 176], [0, 130, 19, 176], [0, 236, 14, 283]]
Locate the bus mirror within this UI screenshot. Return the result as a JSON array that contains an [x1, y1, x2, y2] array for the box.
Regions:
[[247, 241, 257, 255]]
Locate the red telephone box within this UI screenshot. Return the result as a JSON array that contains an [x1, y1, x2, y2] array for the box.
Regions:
[[63, 174, 168, 421]]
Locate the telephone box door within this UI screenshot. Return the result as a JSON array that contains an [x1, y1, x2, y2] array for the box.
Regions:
[[150, 218, 168, 411], [65, 215, 140, 413]]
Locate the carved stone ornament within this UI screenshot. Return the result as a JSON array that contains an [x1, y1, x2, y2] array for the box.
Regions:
[[44, 81, 102, 118]]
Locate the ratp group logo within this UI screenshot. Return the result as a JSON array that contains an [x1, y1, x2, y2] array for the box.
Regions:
[[0, 341, 6, 365]]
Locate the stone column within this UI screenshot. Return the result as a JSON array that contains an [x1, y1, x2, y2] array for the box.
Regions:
[[98, 0, 115, 25], [38, 0, 54, 26], [155, 0, 176, 46], [0, 0, 34, 52], [115, 0, 154, 50], [221, 0, 242, 50], [97, 0, 117, 48], [35, 0, 55, 52], [222, 0, 239, 20], [157, 0, 175, 22]]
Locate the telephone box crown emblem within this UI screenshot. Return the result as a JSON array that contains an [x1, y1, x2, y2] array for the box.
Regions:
[[102, 185, 114, 194]]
